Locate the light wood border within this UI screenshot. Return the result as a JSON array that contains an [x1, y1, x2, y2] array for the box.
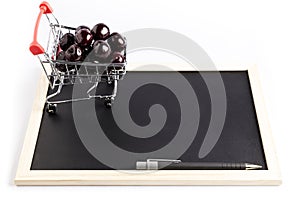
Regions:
[[15, 65, 281, 185]]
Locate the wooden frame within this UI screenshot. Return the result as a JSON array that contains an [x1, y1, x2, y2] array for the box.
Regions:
[[15, 66, 281, 185]]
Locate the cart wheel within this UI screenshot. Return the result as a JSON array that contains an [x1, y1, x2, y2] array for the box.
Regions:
[[104, 98, 113, 108], [46, 103, 57, 114]]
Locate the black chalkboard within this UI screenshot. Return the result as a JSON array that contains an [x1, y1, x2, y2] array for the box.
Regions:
[[31, 71, 267, 170]]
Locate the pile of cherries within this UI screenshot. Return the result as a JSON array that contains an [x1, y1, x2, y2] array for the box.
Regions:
[[56, 23, 126, 72]]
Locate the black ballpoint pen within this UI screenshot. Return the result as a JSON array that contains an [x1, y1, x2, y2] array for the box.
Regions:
[[136, 159, 262, 170]]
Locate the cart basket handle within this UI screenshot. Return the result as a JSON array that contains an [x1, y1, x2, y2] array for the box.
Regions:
[[29, 1, 53, 55]]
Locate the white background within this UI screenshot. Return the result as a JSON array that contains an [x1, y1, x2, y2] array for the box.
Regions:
[[1, 0, 299, 199]]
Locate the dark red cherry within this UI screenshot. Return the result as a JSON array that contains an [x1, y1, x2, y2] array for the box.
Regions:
[[91, 23, 110, 40], [55, 51, 67, 72], [75, 25, 90, 34], [75, 28, 93, 48], [81, 46, 93, 60], [93, 40, 111, 60], [107, 32, 126, 52], [110, 52, 125, 63], [59, 33, 75, 51], [57, 50, 65, 60], [109, 52, 125, 70], [65, 44, 83, 62]]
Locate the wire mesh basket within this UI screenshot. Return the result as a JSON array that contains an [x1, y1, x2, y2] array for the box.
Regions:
[[29, 1, 126, 114]]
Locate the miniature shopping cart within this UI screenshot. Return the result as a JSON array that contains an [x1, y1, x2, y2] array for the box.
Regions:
[[29, 2, 126, 114]]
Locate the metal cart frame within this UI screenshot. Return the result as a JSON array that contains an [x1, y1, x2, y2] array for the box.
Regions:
[[29, 1, 126, 114]]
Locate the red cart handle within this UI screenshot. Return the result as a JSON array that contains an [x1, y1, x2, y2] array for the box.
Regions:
[[29, 1, 53, 55]]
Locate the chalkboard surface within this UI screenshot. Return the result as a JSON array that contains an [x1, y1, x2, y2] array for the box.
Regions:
[[31, 71, 267, 170]]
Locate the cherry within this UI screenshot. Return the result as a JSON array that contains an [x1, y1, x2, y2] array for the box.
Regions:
[[59, 33, 75, 51], [81, 46, 93, 61], [92, 40, 111, 61], [55, 51, 67, 72], [65, 44, 83, 62], [109, 52, 125, 70], [91, 23, 110, 40], [75, 28, 93, 48], [75, 25, 90, 34], [107, 32, 126, 52], [56, 50, 65, 60], [110, 52, 125, 63]]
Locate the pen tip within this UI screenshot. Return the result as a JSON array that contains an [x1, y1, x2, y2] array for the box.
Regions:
[[245, 163, 262, 170]]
